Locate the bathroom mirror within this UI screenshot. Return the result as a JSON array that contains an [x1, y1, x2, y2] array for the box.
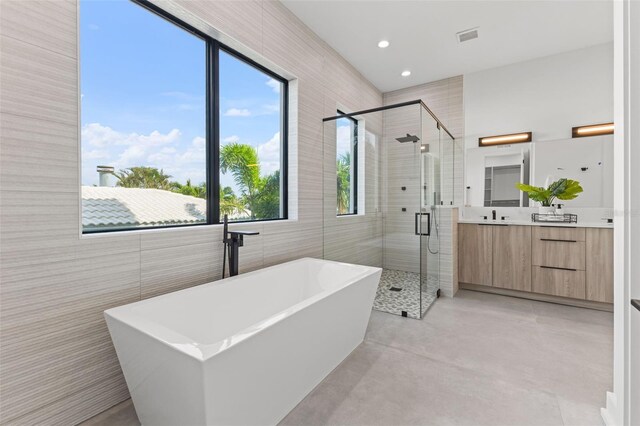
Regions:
[[464, 135, 614, 208], [461, 41, 613, 209]]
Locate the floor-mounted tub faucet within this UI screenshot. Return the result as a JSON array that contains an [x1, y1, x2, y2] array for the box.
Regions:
[[222, 214, 259, 278]]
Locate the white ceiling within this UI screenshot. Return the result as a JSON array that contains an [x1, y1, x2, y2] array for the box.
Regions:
[[281, 0, 613, 92]]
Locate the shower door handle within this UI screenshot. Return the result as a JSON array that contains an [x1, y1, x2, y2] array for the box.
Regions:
[[415, 212, 431, 236]]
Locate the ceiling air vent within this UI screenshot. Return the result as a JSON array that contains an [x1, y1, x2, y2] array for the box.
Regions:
[[457, 28, 479, 43]]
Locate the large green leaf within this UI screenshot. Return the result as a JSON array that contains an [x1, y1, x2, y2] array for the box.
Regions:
[[516, 178, 583, 206], [557, 179, 583, 200], [515, 183, 552, 205], [548, 178, 568, 198]]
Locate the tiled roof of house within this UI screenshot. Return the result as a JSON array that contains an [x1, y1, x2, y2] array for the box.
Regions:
[[82, 186, 206, 231]]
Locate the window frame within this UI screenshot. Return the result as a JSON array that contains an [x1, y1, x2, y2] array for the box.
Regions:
[[336, 110, 358, 216], [81, 0, 288, 234]]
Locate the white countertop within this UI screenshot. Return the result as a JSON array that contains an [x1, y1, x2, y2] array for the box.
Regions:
[[458, 218, 613, 228]]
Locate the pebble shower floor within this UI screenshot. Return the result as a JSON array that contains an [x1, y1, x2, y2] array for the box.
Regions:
[[373, 269, 439, 319]]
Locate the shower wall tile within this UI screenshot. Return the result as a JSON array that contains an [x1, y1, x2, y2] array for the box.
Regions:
[[0, 0, 382, 424]]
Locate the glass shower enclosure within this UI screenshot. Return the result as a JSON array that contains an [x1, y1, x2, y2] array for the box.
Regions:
[[322, 101, 456, 319]]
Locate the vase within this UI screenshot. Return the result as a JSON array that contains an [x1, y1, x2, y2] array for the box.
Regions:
[[538, 206, 555, 215]]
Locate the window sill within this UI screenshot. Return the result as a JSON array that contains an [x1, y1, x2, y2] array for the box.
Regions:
[[79, 217, 296, 239], [336, 213, 363, 219]]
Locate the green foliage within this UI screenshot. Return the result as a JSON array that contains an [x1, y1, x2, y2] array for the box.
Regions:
[[171, 179, 206, 199], [336, 153, 351, 215], [219, 142, 280, 220], [220, 143, 261, 197], [112, 141, 281, 220], [515, 178, 583, 206], [112, 166, 173, 190], [219, 186, 247, 217]]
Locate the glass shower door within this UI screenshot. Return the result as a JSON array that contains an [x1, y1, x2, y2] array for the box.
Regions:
[[418, 111, 442, 317], [377, 103, 424, 318]]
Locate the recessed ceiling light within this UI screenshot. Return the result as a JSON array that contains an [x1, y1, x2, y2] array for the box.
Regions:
[[401, 70, 411, 77], [378, 40, 390, 48]]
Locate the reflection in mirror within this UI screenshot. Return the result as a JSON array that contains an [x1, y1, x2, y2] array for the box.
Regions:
[[465, 136, 612, 208]]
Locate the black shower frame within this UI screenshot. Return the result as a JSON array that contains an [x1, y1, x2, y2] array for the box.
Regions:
[[323, 99, 455, 141]]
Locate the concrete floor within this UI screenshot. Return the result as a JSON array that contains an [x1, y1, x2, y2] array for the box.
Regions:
[[82, 290, 613, 426]]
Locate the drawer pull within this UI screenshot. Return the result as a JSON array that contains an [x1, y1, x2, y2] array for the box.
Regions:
[[540, 266, 578, 271], [540, 238, 578, 243]]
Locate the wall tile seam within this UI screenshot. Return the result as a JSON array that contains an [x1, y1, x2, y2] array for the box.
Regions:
[[0, 32, 77, 62], [0, 111, 78, 133]]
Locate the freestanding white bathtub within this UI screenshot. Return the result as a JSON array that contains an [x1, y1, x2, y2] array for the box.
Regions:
[[105, 257, 381, 426]]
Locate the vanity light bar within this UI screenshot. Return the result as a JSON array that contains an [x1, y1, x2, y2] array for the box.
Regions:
[[572, 123, 614, 138], [478, 132, 532, 147]]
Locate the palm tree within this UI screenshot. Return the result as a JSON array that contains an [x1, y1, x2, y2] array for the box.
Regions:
[[171, 179, 207, 199], [219, 142, 280, 220], [336, 152, 351, 214], [112, 166, 173, 190], [220, 185, 248, 217]]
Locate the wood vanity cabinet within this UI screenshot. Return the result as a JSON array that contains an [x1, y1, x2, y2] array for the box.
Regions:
[[532, 226, 586, 298], [458, 223, 613, 307], [492, 225, 532, 291], [586, 228, 614, 303], [458, 223, 492, 286]]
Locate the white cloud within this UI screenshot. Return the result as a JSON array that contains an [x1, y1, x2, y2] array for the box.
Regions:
[[336, 124, 352, 156], [81, 123, 205, 185], [118, 144, 148, 166], [176, 137, 206, 164], [257, 132, 281, 176], [83, 149, 109, 160], [88, 23, 99, 31], [222, 135, 240, 144], [266, 78, 281, 93], [146, 147, 177, 164], [82, 122, 181, 148], [224, 108, 251, 117]]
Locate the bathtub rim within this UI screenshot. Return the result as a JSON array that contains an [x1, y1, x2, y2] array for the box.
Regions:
[[104, 257, 381, 362]]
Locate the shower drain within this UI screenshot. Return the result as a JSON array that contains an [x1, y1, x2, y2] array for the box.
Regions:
[[389, 287, 403, 292]]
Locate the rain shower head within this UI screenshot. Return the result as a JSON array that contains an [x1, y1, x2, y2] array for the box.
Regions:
[[396, 133, 420, 143]]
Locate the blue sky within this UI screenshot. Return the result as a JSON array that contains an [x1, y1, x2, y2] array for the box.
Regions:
[[80, 0, 283, 193]]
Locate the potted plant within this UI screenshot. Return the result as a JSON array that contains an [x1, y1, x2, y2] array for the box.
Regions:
[[516, 178, 583, 214]]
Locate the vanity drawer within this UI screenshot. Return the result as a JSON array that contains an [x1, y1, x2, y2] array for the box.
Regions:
[[532, 238, 586, 270], [532, 226, 585, 242], [532, 266, 586, 299]]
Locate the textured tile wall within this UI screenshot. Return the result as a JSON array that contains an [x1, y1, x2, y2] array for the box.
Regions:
[[0, 0, 382, 424], [384, 75, 465, 206]]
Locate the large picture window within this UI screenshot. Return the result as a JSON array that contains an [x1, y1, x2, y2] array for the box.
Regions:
[[336, 112, 358, 215], [80, 0, 287, 233]]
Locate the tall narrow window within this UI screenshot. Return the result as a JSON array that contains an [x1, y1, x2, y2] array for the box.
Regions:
[[80, 0, 288, 233], [336, 112, 358, 215], [219, 50, 287, 222], [80, 0, 207, 232]]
